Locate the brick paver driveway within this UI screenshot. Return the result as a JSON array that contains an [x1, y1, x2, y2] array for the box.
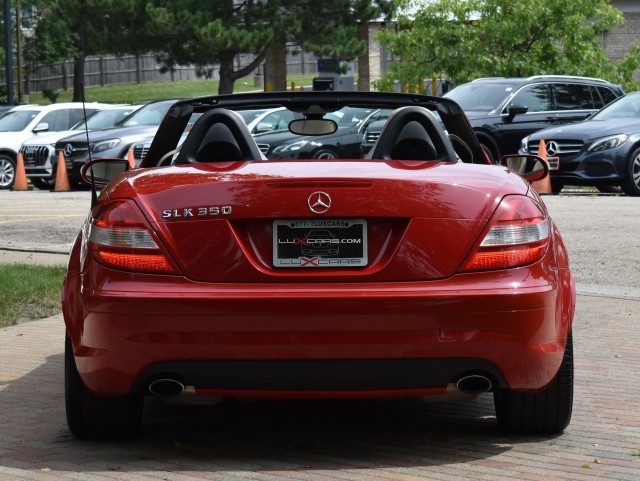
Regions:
[[2, 191, 639, 480], [1, 294, 638, 481]]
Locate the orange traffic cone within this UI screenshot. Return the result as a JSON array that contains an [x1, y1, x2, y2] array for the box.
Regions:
[[54, 151, 71, 192], [127, 148, 135, 168], [532, 139, 552, 195], [12, 152, 29, 191]]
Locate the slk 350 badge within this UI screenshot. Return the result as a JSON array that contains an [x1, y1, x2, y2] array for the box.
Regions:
[[162, 206, 233, 219]]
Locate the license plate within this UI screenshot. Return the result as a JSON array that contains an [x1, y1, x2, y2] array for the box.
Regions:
[[273, 219, 367, 268]]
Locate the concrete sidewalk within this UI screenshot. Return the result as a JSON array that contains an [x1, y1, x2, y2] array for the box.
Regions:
[[0, 294, 638, 481]]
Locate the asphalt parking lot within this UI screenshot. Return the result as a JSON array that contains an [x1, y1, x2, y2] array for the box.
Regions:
[[0, 189, 639, 480]]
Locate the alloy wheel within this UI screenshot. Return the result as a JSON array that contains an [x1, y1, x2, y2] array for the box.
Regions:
[[0, 157, 15, 189]]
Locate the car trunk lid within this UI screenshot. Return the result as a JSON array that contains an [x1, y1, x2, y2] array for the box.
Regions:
[[111, 160, 525, 282]]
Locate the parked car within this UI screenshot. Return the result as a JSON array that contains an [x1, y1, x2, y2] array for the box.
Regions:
[[255, 107, 393, 159], [20, 104, 142, 189], [444, 75, 624, 162], [53, 99, 178, 185], [129, 107, 304, 165], [245, 106, 304, 135], [63, 91, 575, 439], [0, 102, 113, 189], [520, 91, 640, 195], [361, 118, 389, 157]]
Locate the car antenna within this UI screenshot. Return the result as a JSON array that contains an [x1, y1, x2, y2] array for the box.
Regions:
[[80, 82, 98, 207]]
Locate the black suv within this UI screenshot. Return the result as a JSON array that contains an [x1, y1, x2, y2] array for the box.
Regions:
[[443, 75, 624, 162]]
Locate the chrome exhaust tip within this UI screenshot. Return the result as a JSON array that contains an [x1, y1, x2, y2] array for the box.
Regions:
[[456, 375, 492, 395], [148, 378, 185, 398]]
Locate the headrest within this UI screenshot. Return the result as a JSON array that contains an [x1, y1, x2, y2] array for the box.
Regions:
[[174, 108, 264, 164], [197, 141, 243, 162]]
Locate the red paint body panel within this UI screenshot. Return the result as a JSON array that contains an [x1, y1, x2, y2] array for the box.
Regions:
[[104, 161, 527, 282], [64, 244, 572, 397]]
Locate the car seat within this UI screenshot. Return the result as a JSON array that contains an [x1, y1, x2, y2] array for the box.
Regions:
[[390, 121, 438, 160], [366, 106, 457, 162], [174, 108, 264, 164]]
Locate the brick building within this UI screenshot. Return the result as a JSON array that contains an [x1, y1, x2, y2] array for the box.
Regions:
[[606, 0, 640, 66]]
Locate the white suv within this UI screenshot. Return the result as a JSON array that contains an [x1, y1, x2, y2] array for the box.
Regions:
[[20, 105, 140, 190], [0, 102, 113, 189]]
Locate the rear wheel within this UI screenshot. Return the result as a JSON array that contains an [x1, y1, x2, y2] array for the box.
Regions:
[[0, 155, 15, 189], [313, 147, 338, 159], [494, 330, 573, 434], [551, 181, 564, 194], [596, 185, 622, 194], [480, 143, 497, 164], [30, 177, 55, 190], [621, 147, 640, 196], [65, 334, 143, 439]]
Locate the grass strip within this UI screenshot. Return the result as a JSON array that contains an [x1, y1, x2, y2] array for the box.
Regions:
[[0, 264, 67, 327]]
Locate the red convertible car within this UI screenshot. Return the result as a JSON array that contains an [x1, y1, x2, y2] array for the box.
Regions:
[[62, 92, 575, 439]]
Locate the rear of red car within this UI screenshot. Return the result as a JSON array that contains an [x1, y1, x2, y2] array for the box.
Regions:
[[63, 160, 574, 435], [62, 93, 575, 438]]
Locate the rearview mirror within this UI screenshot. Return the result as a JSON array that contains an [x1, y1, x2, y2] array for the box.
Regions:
[[289, 118, 337, 136], [500, 154, 549, 183], [81, 158, 130, 186]]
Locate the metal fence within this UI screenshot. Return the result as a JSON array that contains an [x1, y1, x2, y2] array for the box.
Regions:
[[2, 49, 323, 94]]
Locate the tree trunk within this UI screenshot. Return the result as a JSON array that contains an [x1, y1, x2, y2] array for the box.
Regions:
[[264, 33, 287, 91], [218, 49, 267, 95], [218, 56, 236, 95], [357, 22, 370, 92], [72, 55, 86, 101]]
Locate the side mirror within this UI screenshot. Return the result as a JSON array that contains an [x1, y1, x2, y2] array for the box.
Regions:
[[81, 158, 130, 186], [32, 122, 49, 133], [254, 122, 274, 134], [505, 104, 528, 119], [500, 154, 549, 183]]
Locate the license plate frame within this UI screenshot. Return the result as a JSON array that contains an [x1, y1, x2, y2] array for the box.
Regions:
[[547, 156, 560, 171], [273, 219, 368, 268]]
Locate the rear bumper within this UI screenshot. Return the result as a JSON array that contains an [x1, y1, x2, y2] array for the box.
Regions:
[[63, 261, 574, 398]]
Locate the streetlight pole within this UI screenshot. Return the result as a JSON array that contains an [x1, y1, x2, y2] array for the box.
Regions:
[[3, 0, 14, 105]]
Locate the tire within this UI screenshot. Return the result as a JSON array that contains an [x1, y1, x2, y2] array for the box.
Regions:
[[30, 177, 56, 190], [596, 185, 622, 194], [480, 143, 497, 164], [0, 155, 16, 190], [65, 334, 143, 439], [551, 181, 564, 194], [621, 147, 640, 196], [494, 329, 573, 434], [313, 148, 338, 159]]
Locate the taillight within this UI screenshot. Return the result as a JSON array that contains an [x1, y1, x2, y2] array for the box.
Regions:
[[460, 195, 549, 272], [87, 199, 179, 274]]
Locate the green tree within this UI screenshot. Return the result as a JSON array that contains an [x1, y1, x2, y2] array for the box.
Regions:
[[264, 0, 401, 91], [145, 0, 282, 95], [25, 0, 142, 101], [376, 0, 640, 92]]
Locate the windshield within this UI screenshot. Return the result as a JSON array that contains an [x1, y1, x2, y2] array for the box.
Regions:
[[73, 107, 139, 131], [445, 82, 518, 111], [331, 107, 376, 128], [0, 110, 39, 132], [238, 109, 270, 125], [591, 94, 640, 120], [120, 101, 176, 127]]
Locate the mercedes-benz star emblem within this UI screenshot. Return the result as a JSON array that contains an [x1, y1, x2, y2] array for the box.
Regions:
[[64, 144, 74, 157], [308, 191, 331, 214], [545, 141, 559, 156]]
